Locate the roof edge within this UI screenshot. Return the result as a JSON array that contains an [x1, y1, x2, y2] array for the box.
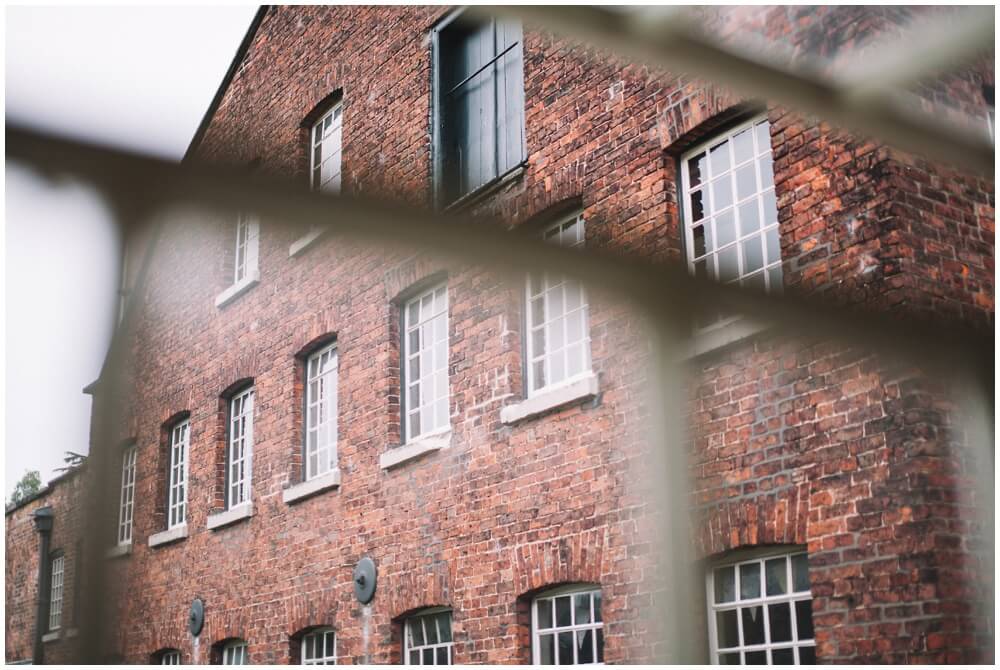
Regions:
[[182, 5, 271, 164], [5, 463, 86, 517]]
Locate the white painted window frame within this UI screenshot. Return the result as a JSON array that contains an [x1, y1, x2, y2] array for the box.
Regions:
[[168, 419, 190, 528], [222, 640, 249, 665], [304, 343, 338, 481], [301, 627, 337, 665], [706, 550, 815, 665], [680, 114, 780, 333], [525, 214, 591, 397], [531, 584, 604, 665], [403, 607, 454, 665], [233, 212, 260, 285], [402, 283, 450, 443], [117, 445, 137, 546], [48, 554, 65, 631], [227, 386, 255, 509], [160, 650, 181, 665], [311, 102, 343, 193]]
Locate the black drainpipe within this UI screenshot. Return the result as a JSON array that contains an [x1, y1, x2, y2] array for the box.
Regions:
[[32, 506, 54, 664]]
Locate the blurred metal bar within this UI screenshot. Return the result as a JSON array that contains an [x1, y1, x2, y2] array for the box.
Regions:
[[473, 5, 994, 175]]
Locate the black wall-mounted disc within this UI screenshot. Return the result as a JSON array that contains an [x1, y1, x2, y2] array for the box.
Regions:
[[188, 598, 205, 636], [353, 557, 377, 604]]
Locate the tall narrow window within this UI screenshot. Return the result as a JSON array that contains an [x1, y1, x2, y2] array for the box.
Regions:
[[304, 343, 338, 480], [532, 586, 604, 665], [227, 386, 255, 508], [168, 419, 190, 528], [435, 12, 525, 206], [680, 116, 780, 327], [311, 103, 343, 193], [708, 550, 815, 665], [404, 609, 453, 665], [301, 628, 337, 665], [525, 214, 591, 395], [234, 212, 260, 285], [48, 554, 65, 631], [402, 284, 450, 442], [117, 445, 137, 545], [222, 640, 249, 665]]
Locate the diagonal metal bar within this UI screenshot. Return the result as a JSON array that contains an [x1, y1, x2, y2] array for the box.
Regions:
[[472, 5, 994, 175], [7, 125, 991, 391]]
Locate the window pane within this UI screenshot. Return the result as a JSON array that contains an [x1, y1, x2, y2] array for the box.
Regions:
[[690, 189, 705, 221], [791, 554, 809, 593], [710, 140, 730, 174], [555, 596, 571, 628], [716, 609, 739, 649], [539, 634, 555, 665], [742, 237, 763, 274], [755, 121, 770, 152], [718, 246, 739, 283], [738, 198, 760, 236], [714, 566, 735, 603], [772, 648, 794, 665], [557, 631, 574, 665], [716, 209, 736, 247], [692, 224, 708, 257], [735, 163, 757, 200], [537, 598, 553, 629], [436, 647, 449, 665], [688, 153, 707, 188], [799, 646, 817, 664], [576, 630, 593, 664], [411, 619, 425, 646], [574, 593, 591, 625], [732, 128, 754, 164], [759, 153, 774, 189], [745, 651, 767, 664], [425, 616, 439, 644], [593, 591, 602, 622], [768, 602, 792, 642], [423, 648, 433, 664], [711, 174, 733, 212], [410, 650, 420, 664], [766, 558, 788, 595], [796, 599, 814, 640], [720, 652, 741, 665], [762, 188, 778, 225], [438, 612, 453, 642], [596, 629, 604, 663], [741, 605, 765, 645]]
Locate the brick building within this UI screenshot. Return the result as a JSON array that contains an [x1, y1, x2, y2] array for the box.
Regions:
[[6, 5, 994, 665]]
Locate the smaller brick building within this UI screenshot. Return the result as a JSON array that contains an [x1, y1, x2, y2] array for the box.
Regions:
[[5, 466, 86, 665]]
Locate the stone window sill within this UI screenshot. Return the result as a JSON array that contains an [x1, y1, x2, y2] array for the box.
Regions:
[[42, 631, 60, 643], [214, 270, 260, 309], [289, 227, 327, 257], [104, 543, 133, 559], [148, 523, 189, 548], [500, 373, 599, 425], [283, 468, 342, 504], [379, 430, 451, 470], [207, 503, 253, 530], [683, 316, 772, 359]]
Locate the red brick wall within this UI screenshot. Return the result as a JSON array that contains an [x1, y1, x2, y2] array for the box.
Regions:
[[8, 5, 990, 665]]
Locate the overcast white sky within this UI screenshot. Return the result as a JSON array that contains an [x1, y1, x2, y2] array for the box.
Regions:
[[5, 5, 258, 497]]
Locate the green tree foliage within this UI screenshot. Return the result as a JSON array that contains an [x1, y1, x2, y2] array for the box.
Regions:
[[8, 469, 42, 507]]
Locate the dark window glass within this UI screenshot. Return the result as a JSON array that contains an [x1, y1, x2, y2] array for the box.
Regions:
[[438, 15, 525, 205]]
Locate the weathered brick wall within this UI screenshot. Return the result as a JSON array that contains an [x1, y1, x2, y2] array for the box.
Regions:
[[9, 5, 988, 665], [5, 471, 85, 664]]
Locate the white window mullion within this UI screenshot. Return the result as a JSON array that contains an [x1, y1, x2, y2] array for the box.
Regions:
[[228, 387, 255, 508], [48, 555, 65, 631], [168, 419, 189, 528], [118, 445, 136, 545], [305, 344, 338, 480], [403, 284, 449, 442]]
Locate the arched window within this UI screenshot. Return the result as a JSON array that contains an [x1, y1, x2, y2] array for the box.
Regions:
[[154, 648, 182, 665], [403, 607, 453, 665], [531, 584, 603, 665], [220, 639, 249, 665], [300, 627, 337, 665], [707, 548, 815, 665]]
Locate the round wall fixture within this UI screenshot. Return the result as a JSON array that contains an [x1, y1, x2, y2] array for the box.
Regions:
[[188, 598, 205, 636], [353, 557, 377, 604]]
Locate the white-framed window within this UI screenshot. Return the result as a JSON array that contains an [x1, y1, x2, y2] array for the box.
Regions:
[[311, 103, 343, 193], [227, 386, 255, 508], [222, 640, 249, 665], [301, 628, 337, 665], [305, 343, 338, 480], [233, 212, 260, 284], [48, 554, 65, 631], [525, 214, 591, 396], [532, 585, 603, 665], [404, 608, 453, 665], [402, 283, 449, 442], [160, 650, 182, 665], [707, 550, 815, 665], [168, 419, 190, 528], [680, 115, 781, 327], [117, 444, 137, 545]]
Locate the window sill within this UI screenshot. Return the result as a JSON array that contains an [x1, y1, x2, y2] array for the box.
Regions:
[[500, 373, 599, 425], [442, 163, 526, 214], [379, 430, 451, 470], [289, 227, 327, 257], [104, 543, 132, 560], [282, 468, 342, 504], [206, 503, 253, 530], [42, 631, 60, 644], [214, 270, 260, 309], [148, 523, 189, 548], [682, 316, 773, 359]]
